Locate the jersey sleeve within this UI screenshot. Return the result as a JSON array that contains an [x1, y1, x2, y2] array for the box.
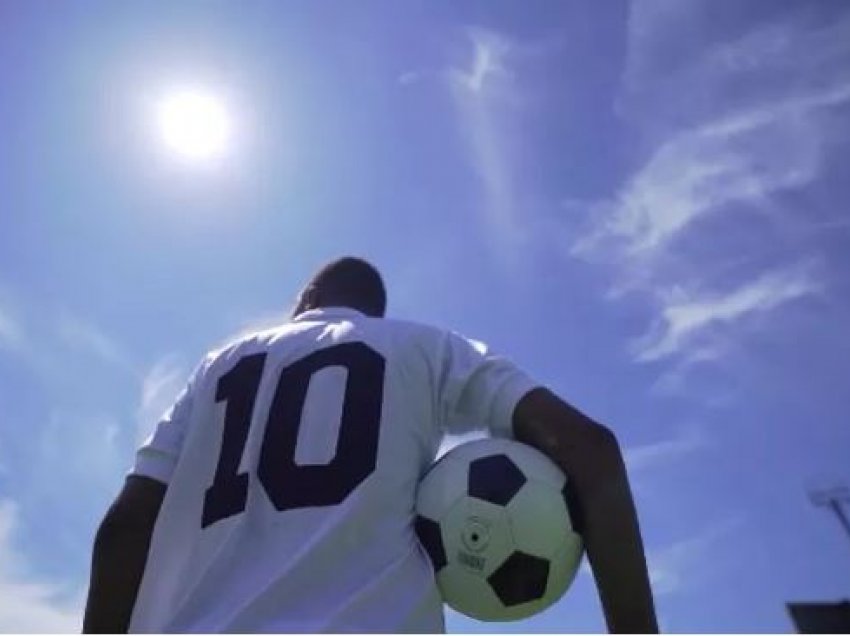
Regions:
[[438, 331, 540, 438], [130, 357, 209, 484]]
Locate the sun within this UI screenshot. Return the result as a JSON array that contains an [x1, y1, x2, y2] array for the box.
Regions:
[[156, 89, 231, 160]]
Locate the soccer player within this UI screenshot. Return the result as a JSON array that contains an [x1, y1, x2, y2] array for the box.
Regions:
[[83, 256, 657, 633]]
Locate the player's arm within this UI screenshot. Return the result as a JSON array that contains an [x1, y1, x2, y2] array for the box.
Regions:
[[83, 357, 207, 633], [512, 387, 658, 634], [83, 475, 166, 634]]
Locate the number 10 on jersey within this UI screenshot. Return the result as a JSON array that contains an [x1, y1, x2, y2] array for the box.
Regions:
[[202, 342, 386, 528]]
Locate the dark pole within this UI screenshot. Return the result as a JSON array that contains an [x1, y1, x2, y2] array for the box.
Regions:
[[786, 485, 850, 633], [809, 485, 850, 550], [827, 499, 850, 544]]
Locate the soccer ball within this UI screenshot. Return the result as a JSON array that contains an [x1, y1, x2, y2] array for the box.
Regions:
[[415, 438, 584, 622]]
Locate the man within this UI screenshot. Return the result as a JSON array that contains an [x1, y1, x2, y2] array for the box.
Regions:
[[84, 256, 657, 633]]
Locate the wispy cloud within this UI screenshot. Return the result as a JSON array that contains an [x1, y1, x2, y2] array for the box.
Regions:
[[632, 265, 820, 363], [647, 516, 743, 596], [622, 4, 850, 127], [567, 6, 848, 383], [602, 4, 850, 264], [136, 356, 188, 445], [20, 410, 128, 534], [450, 28, 512, 94], [400, 27, 563, 272], [0, 500, 82, 633], [648, 344, 730, 398], [577, 512, 739, 606], [623, 426, 706, 474], [449, 28, 521, 248], [0, 292, 141, 385], [0, 298, 24, 351], [35, 411, 125, 494], [574, 83, 850, 262], [54, 313, 133, 373]]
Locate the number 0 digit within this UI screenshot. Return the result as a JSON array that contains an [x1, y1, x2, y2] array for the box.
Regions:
[[259, 342, 385, 511]]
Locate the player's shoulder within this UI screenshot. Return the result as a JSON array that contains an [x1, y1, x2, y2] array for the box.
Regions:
[[373, 315, 454, 347], [199, 322, 295, 376], [195, 316, 482, 379], [373, 316, 488, 362]]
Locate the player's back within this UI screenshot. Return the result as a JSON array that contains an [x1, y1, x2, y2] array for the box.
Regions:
[[129, 308, 453, 632], [129, 306, 537, 632]]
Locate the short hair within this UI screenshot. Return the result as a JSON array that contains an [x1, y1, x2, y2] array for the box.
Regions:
[[300, 257, 387, 317]]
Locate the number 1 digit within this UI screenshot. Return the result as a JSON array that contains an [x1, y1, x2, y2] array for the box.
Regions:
[[201, 353, 266, 529]]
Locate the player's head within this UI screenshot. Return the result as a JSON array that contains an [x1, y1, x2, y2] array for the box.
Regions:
[[293, 256, 387, 318]]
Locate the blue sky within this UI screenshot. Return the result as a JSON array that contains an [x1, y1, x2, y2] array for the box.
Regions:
[[1, 0, 849, 632]]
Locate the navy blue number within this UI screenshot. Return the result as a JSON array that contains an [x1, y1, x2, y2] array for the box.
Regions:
[[202, 353, 266, 529], [259, 342, 385, 511], [202, 343, 385, 528]]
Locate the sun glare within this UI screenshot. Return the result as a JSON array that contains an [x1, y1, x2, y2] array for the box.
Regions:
[[156, 89, 231, 161]]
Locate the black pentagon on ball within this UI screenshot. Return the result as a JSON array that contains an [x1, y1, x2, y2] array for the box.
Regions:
[[468, 454, 526, 506], [487, 550, 551, 606], [415, 515, 447, 571]]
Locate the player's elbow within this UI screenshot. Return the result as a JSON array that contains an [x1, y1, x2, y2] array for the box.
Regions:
[[583, 420, 620, 456], [553, 418, 619, 464], [514, 388, 622, 469], [564, 423, 624, 489]]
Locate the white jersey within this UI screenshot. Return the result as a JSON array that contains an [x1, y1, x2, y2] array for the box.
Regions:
[[129, 307, 538, 633]]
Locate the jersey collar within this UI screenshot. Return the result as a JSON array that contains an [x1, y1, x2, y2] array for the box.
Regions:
[[291, 306, 368, 322]]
